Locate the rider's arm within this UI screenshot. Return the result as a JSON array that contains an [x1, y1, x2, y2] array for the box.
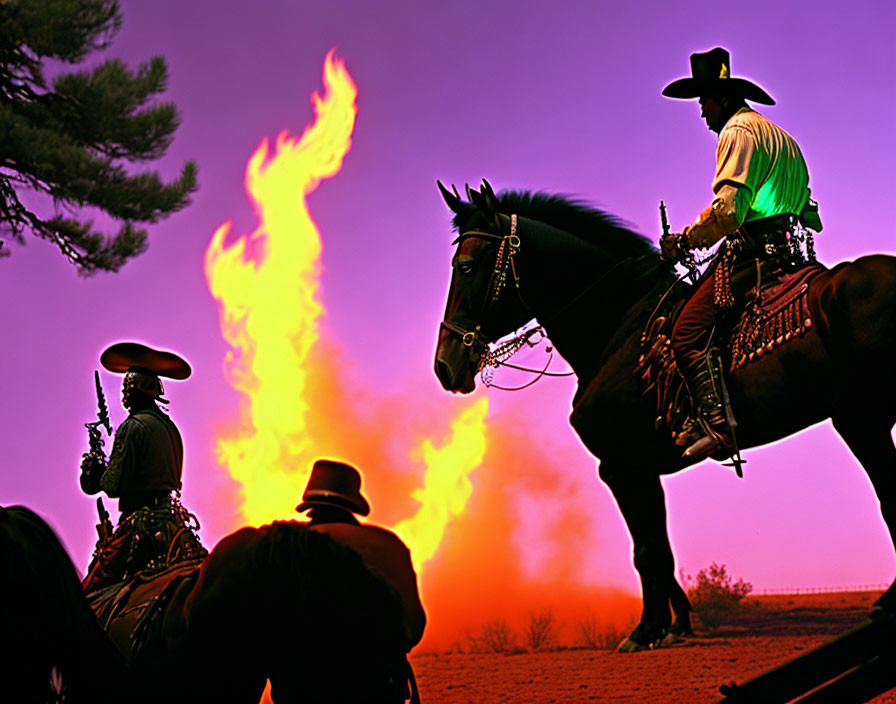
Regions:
[[99, 417, 140, 498], [686, 124, 757, 248]]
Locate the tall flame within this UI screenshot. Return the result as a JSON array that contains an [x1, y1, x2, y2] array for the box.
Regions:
[[204, 50, 357, 524], [203, 49, 489, 566]]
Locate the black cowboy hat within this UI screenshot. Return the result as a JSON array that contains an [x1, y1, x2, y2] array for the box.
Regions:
[[296, 459, 371, 516], [100, 342, 192, 379], [662, 47, 775, 105]]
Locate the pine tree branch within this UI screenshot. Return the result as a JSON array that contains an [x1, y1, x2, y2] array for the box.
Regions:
[[0, 0, 197, 273]]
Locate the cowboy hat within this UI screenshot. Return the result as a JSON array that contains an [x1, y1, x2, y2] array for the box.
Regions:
[[662, 47, 775, 105], [296, 459, 371, 516]]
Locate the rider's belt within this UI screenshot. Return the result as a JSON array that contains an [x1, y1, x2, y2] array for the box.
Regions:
[[119, 491, 171, 516], [734, 214, 798, 258]]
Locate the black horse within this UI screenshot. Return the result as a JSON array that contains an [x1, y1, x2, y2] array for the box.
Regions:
[[2, 506, 412, 703], [434, 180, 896, 651], [0, 505, 131, 703]]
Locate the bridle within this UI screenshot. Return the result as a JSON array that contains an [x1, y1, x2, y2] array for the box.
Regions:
[[440, 214, 574, 389], [439, 213, 523, 360]]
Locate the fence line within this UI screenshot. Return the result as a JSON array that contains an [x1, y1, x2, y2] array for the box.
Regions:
[[752, 584, 889, 596]]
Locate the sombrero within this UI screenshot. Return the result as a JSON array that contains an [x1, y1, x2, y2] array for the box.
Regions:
[[100, 342, 192, 379]]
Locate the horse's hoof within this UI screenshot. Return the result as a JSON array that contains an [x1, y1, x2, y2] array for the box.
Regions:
[[617, 637, 650, 653], [667, 620, 693, 638], [655, 630, 682, 648]]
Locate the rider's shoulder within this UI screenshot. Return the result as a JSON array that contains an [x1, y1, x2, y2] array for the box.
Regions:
[[313, 521, 411, 551], [129, 407, 175, 426]]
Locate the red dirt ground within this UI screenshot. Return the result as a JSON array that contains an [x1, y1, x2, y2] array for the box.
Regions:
[[410, 591, 896, 704]]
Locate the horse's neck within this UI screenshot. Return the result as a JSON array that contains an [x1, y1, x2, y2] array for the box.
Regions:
[[522, 251, 669, 378]]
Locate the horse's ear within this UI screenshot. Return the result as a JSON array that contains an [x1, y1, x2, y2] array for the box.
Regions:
[[468, 184, 488, 214], [438, 180, 463, 213], [480, 179, 501, 220]]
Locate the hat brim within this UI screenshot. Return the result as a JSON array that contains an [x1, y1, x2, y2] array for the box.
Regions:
[[662, 77, 775, 105], [296, 493, 370, 517], [101, 342, 192, 379]]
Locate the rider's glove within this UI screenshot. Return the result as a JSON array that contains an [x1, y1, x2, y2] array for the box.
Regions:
[[660, 233, 688, 262]]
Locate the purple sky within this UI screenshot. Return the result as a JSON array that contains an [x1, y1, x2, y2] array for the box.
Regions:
[[2, 0, 895, 598]]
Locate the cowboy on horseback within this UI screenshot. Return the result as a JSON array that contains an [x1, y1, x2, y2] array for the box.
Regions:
[[79, 342, 206, 592], [660, 47, 823, 461]]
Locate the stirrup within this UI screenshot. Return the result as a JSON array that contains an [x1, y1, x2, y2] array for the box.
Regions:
[[682, 432, 726, 460], [681, 419, 746, 477], [681, 417, 732, 459]]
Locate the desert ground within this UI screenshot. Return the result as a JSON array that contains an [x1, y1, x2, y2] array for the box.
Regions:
[[410, 590, 896, 704]]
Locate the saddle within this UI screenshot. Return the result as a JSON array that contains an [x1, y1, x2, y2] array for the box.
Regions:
[[638, 263, 827, 437], [86, 559, 202, 665]]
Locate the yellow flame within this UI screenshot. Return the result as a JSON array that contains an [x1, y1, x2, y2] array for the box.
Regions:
[[394, 398, 489, 569], [204, 49, 489, 575], [204, 50, 357, 524]]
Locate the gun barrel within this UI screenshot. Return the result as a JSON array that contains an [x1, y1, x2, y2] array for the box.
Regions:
[[659, 200, 671, 237], [94, 370, 112, 436]]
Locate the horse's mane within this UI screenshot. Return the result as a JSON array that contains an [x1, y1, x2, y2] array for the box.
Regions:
[[1, 506, 92, 619], [453, 189, 658, 262]]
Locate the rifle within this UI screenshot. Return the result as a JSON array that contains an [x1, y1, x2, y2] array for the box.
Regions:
[[83, 372, 115, 540], [660, 199, 671, 239], [659, 201, 699, 284], [84, 370, 112, 464]]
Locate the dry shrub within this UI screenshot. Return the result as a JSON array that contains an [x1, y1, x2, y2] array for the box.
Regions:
[[523, 609, 558, 652], [468, 618, 521, 654], [576, 613, 634, 650], [684, 562, 752, 631]]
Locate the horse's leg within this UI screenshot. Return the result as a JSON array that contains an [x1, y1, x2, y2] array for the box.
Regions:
[[599, 463, 686, 651], [667, 572, 694, 638], [832, 413, 896, 613]]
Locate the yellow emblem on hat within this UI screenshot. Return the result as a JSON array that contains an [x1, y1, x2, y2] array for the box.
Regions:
[[720, 63, 729, 79]]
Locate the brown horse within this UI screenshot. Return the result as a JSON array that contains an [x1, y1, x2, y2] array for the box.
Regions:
[[2, 506, 413, 703], [433, 180, 896, 651]]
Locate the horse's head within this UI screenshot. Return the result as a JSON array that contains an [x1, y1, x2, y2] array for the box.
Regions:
[[434, 179, 535, 393]]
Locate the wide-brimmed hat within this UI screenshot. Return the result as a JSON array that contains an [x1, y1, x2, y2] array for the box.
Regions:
[[100, 342, 192, 379], [100, 342, 191, 403], [662, 47, 775, 105], [296, 459, 371, 516]]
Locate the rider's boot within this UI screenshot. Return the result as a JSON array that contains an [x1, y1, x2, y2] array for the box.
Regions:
[[677, 356, 734, 460]]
